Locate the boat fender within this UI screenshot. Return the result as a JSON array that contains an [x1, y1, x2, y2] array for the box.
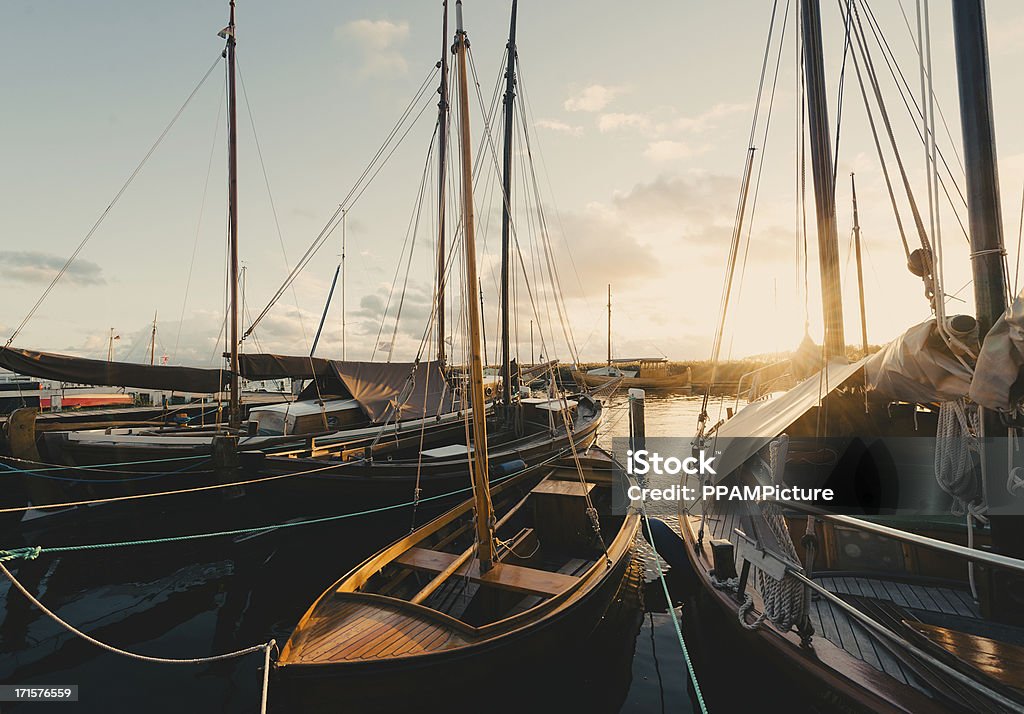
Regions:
[[491, 459, 526, 477], [642, 517, 690, 572]]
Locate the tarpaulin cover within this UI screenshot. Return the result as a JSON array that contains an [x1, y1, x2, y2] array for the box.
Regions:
[[710, 358, 867, 484], [863, 319, 973, 403], [329, 360, 454, 423], [237, 353, 333, 380], [971, 291, 1024, 410], [0, 347, 226, 393]]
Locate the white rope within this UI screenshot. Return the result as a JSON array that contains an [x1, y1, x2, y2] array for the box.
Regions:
[[0, 561, 275, 712], [935, 399, 986, 519]]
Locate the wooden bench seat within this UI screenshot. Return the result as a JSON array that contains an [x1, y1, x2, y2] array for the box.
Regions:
[[394, 547, 579, 597]]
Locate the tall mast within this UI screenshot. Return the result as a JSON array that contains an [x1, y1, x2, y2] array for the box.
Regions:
[[341, 210, 347, 360], [851, 174, 868, 353], [951, 0, 1023, 590], [436, 0, 450, 365], [454, 0, 495, 572], [149, 311, 158, 366], [607, 284, 612, 366], [223, 0, 241, 427], [952, 0, 1006, 339], [499, 0, 518, 412], [801, 0, 845, 360]]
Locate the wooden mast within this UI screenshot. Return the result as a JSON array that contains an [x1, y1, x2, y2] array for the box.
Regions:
[[801, 0, 845, 360], [454, 0, 495, 572], [851, 174, 868, 353], [951, 0, 1024, 610], [224, 0, 241, 427], [499, 0, 518, 413], [149, 311, 158, 366], [436, 0, 450, 365], [606, 284, 612, 366]]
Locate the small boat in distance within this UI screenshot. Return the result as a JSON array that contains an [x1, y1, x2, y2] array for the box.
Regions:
[[571, 285, 691, 392]]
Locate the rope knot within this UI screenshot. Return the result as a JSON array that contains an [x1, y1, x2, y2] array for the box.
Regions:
[[0, 546, 41, 562]]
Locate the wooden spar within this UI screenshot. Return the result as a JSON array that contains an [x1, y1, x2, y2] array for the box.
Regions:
[[606, 284, 611, 366], [951, 0, 1024, 599], [149, 311, 157, 366], [225, 0, 241, 427], [454, 0, 495, 572], [851, 173, 868, 353], [436, 0, 450, 365], [499, 0, 518, 412], [801, 0, 845, 360], [341, 210, 346, 360]]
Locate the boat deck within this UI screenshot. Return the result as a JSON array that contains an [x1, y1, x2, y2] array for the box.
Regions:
[[283, 595, 471, 664]]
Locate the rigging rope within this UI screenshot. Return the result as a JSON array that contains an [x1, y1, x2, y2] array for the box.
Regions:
[[5, 54, 224, 348]]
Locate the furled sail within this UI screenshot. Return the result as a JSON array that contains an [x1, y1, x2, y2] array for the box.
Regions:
[[971, 290, 1024, 411], [863, 319, 974, 403], [0, 347, 227, 393]]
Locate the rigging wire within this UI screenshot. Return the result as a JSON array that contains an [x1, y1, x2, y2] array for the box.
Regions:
[[5, 54, 224, 348], [245, 65, 440, 339]]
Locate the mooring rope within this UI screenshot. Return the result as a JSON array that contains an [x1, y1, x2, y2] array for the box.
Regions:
[[0, 560, 276, 712], [640, 509, 708, 714]]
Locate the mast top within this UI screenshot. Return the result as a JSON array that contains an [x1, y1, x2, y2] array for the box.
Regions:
[[456, 0, 464, 35]]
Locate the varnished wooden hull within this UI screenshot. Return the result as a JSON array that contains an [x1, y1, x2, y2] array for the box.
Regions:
[[274, 518, 639, 711], [571, 370, 692, 392]]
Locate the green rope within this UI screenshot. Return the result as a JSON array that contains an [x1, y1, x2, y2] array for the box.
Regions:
[[1, 453, 211, 473], [642, 508, 708, 714], [0, 546, 41, 562], [0, 470, 529, 560]]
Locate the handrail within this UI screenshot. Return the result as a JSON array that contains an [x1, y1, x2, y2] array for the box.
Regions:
[[773, 500, 1024, 577], [733, 359, 791, 409], [790, 570, 1024, 711]]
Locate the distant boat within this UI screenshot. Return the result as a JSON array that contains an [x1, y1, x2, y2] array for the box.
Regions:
[[571, 285, 691, 391]]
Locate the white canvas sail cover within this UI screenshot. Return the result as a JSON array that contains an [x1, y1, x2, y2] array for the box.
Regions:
[[971, 290, 1024, 411], [863, 319, 973, 403]]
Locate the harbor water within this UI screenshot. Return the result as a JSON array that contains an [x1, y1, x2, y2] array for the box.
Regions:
[[0, 393, 809, 713]]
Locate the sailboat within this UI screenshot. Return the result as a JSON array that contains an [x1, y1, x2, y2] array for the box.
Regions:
[[649, 1, 1024, 711], [571, 285, 692, 391], [274, 7, 639, 706]]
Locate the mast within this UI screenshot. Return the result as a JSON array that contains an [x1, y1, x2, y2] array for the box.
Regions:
[[342, 210, 347, 360], [149, 311, 158, 366], [454, 0, 495, 572], [223, 0, 241, 427], [499, 0, 518, 412], [436, 0, 450, 365], [801, 0, 846, 360], [607, 284, 612, 366], [951, 0, 1024, 594], [851, 174, 868, 353]]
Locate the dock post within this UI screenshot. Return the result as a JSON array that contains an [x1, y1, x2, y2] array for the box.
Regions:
[[628, 388, 646, 454]]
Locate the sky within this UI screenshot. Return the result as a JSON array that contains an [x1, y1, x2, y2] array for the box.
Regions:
[[3, 1, 1024, 370]]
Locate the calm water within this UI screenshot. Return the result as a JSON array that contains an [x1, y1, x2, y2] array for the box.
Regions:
[[0, 394, 769, 713]]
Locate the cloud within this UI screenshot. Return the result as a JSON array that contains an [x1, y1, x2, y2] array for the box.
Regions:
[[535, 119, 583, 137], [597, 112, 650, 133], [337, 19, 410, 77], [0, 251, 105, 286], [563, 84, 622, 112], [665, 102, 748, 133], [644, 140, 696, 162]]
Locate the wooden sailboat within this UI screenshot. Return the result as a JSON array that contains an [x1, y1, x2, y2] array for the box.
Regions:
[[655, 1, 1024, 711], [274, 5, 639, 706], [571, 285, 692, 391]]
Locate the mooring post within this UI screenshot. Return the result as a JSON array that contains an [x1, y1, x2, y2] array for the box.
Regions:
[[628, 388, 646, 454]]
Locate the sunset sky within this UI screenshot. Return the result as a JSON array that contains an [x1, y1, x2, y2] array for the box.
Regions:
[[4, 1, 1024, 369]]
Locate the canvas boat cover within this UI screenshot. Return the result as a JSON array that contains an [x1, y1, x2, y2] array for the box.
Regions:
[[237, 353, 333, 380], [0, 347, 226, 393], [971, 290, 1024, 411], [863, 319, 973, 404], [328, 360, 454, 423], [710, 358, 867, 484]]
